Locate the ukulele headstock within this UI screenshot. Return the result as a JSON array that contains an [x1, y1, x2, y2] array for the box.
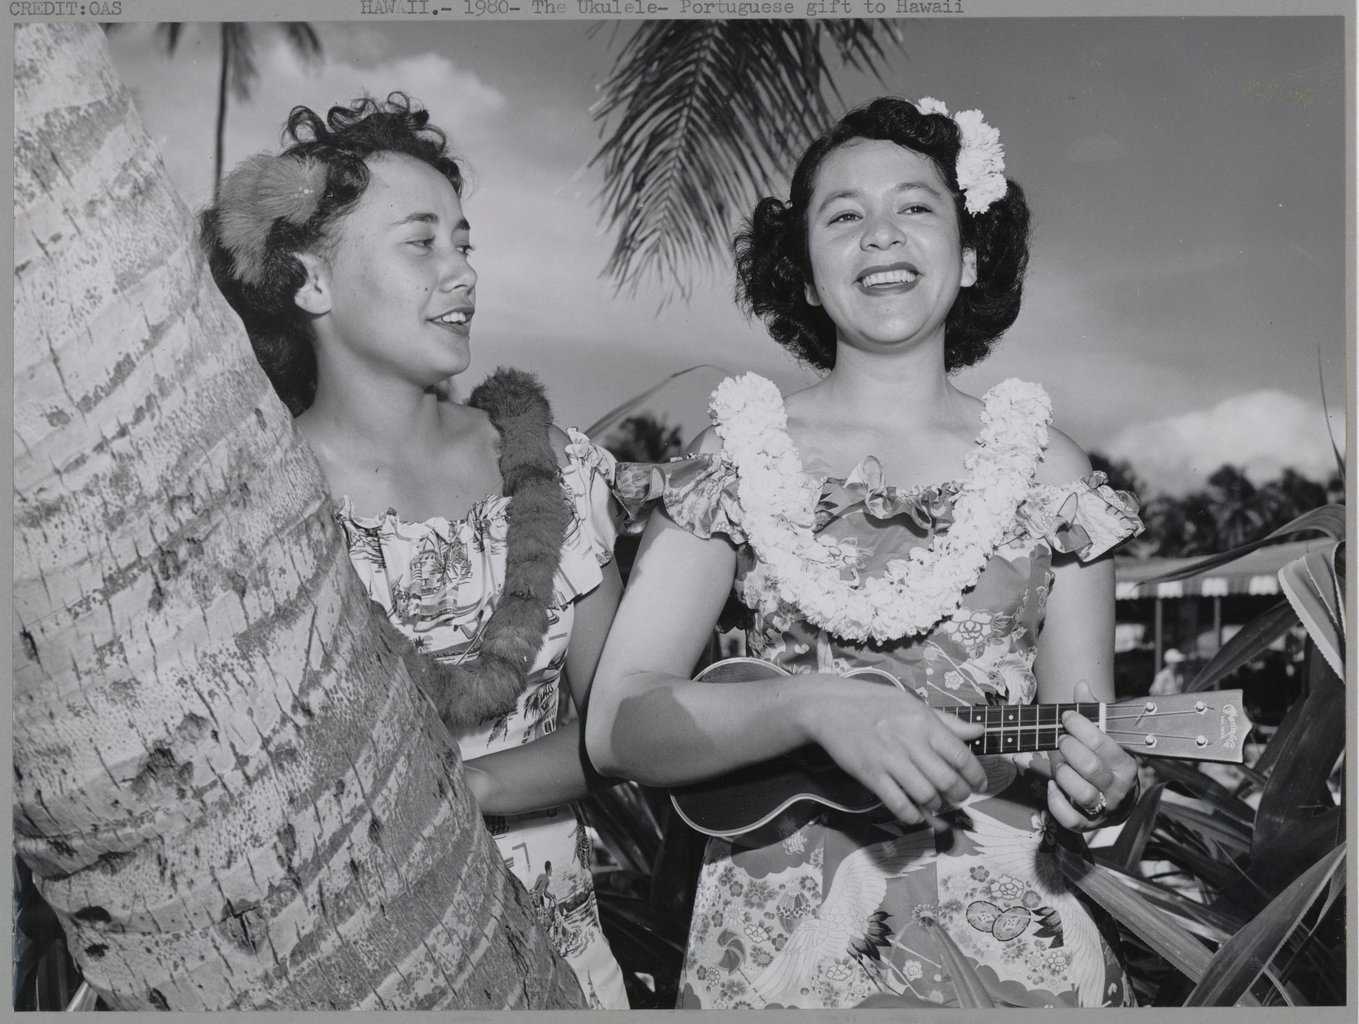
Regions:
[[1107, 691, 1251, 763]]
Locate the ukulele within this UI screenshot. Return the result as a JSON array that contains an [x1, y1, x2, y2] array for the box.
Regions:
[[669, 657, 1251, 840]]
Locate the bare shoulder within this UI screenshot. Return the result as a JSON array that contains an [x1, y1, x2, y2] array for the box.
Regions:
[[547, 423, 574, 469], [1036, 424, 1094, 485]]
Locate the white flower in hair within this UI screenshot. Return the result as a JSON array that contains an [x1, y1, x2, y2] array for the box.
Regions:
[[952, 108, 1008, 215], [914, 96, 1008, 216]]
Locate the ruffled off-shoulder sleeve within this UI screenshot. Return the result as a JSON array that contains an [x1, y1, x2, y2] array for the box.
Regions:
[[612, 453, 747, 545], [1019, 471, 1144, 561], [553, 428, 625, 601]]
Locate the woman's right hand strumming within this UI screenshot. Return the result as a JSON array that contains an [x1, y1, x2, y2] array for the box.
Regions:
[[586, 492, 991, 825], [795, 675, 988, 826]]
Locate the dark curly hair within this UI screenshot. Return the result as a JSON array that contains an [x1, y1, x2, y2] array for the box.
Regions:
[[199, 92, 464, 415], [734, 97, 1030, 373]]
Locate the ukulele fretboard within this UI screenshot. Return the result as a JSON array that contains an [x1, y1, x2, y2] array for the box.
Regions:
[[937, 702, 1102, 755]]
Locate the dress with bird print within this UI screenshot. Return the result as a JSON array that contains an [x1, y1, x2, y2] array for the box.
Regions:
[[616, 402, 1143, 1010], [334, 431, 630, 1010]]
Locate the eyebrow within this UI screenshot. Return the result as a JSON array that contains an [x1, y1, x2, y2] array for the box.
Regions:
[[815, 181, 944, 215], [390, 212, 471, 231]]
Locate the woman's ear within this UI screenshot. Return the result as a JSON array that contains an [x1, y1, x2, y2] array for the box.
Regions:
[[961, 247, 978, 289], [292, 252, 332, 317], [803, 279, 822, 308]]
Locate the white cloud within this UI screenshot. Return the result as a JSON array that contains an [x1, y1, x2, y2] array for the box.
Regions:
[[1103, 389, 1345, 495], [240, 36, 509, 154], [109, 27, 510, 209]]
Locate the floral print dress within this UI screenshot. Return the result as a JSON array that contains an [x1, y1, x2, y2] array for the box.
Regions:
[[334, 430, 629, 1010], [616, 386, 1143, 1010]]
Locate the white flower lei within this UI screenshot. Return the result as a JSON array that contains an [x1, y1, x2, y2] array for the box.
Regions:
[[915, 96, 1008, 216], [711, 373, 1052, 645]]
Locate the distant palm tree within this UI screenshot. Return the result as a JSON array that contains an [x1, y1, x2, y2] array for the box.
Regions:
[[1206, 464, 1263, 551], [604, 413, 684, 464], [599, 413, 683, 584], [591, 21, 902, 299], [110, 23, 322, 199], [1088, 452, 1147, 500]]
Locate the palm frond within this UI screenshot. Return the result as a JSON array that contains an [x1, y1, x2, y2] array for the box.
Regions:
[[591, 21, 903, 299], [224, 23, 259, 102], [283, 22, 323, 63], [154, 22, 183, 54]]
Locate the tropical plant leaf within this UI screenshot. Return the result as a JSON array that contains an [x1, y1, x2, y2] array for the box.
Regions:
[[583, 363, 727, 439], [1249, 688, 1309, 779], [1312, 854, 1346, 930], [1231, 762, 1270, 793], [1091, 864, 1246, 941], [1105, 782, 1166, 872], [1316, 347, 1345, 482], [65, 981, 98, 1011], [1053, 847, 1219, 986], [921, 919, 994, 1007], [1143, 505, 1346, 585], [1156, 801, 1254, 856], [1186, 599, 1296, 692], [580, 781, 662, 875], [590, 21, 902, 298], [1250, 646, 1345, 891], [1077, 859, 1299, 1005], [1144, 834, 1251, 893], [595, 895, 687, 957], [1277, 542, 1345, 679], [1148, 760, 1256, 824], [1184, 844, 1345, 1006]]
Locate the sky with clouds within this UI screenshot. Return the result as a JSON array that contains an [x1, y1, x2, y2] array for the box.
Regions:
[[106, 17, 1347, 496]]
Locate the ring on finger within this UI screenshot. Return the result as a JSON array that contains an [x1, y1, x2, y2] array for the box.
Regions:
[[1086, 791, 1108, 817]]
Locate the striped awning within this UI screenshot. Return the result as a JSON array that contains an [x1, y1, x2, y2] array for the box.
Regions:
[[1113, 539, 1331, 601]]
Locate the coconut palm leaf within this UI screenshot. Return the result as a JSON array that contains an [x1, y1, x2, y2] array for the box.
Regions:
[[108, 23, 323, 198], [153, 22, 183, 52], [591, 21, 902, 298]]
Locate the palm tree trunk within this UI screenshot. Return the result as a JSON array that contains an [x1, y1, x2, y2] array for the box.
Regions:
[[213, 24, 229, 200], [13, 22, 584, 1011]]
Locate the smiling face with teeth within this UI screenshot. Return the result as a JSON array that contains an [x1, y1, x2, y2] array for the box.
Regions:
[[295, 152, 478, 391], [803, 138, 976, 360]]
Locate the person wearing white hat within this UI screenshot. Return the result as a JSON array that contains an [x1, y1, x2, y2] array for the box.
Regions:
[[1150, 648, 1187, 695]]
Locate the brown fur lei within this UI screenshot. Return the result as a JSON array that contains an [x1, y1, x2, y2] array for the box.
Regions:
[[418, 368, 573, 733]]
